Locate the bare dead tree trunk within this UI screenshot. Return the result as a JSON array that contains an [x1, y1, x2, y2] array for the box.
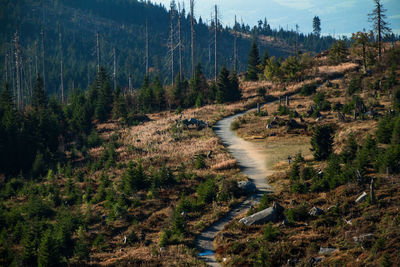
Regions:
[[28, 55, 33, 100], [170, 6, 175, 85], [377, 3, 382, 62], [178, 4, 183, 80], [145, 18, 149, 76], [87, 64, 90, 89], [234, 15, 237, 73], [14, 30, 22, 109], [214, 5, 218, 82], [113, 47, 117, 91], [129, 74, 132, 93], [41, 28, 46, 93], [96, 32, 100, 73], [10, 46, 16, 104], [59, 26, 64, 103], [295, 24, 299, 59], [4, 46, 8, 83], [190, 0, 195, 77], [35, 41, 38, 75]]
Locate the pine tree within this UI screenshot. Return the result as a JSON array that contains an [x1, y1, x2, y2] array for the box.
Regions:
[[369, 0, 391, 62], [313, 16, 321, 37], [32, 75, 48, 110], [246, 40, 261, 81]]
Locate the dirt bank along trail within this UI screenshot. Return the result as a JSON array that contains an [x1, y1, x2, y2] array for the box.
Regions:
[[195, 107, 274, 266]]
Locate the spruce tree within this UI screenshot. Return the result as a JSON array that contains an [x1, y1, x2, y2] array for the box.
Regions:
[[216, 66, 231, 103], [261, 49, 269, 68], [313, 16, 321, 37], [0, 83, 20, 175], [310, 125, 334, 161], [229, 71, 241, 102], [22, 228, 37, 266], [246, 40, 261, 81], [38, 229, 59, 267], [152, 76, 165, 111]]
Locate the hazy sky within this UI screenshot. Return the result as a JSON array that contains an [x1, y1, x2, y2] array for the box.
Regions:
[[152, 0, 400, 36]]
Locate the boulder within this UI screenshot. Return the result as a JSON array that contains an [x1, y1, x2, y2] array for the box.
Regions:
[[355, 192, 368, 203], [239, 202, 284, 226], [237, 181, 257, 194], [308, 257, 323, 265], [309, 207, 324, 216], [319, 247, 338, 255], [353, 233, 374, 243]]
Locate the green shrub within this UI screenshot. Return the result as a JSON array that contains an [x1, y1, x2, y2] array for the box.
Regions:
[[153, 165, 175, 187], [194, 154, 206, 169], [285, 203, 309, 223], [197, 179, 217, 204], [291, 180, 308, 194], [218, 180, 240, 202], [314, 92, 331, 111], [263, 223, 279, 241], [87, 130, 102, 148], [300, 83, 317, 96], [257, 192, 273, 211], [347, 76, 362, 95], [300, 166, 316, 180], [230, 120, 240, 130], [93, 234, 106, 251], [289, 162, 300, 181], [158, 230, 169, 247], [394, 87, 400, 112], [121, 161, 149, 194], [377, 115, 394, 144], [277, 105, 291, 115]]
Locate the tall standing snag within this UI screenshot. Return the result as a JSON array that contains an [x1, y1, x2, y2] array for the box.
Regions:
[[14, 31, 22, 109], [178, 3, 183, 80], [214, 5, 218, 82], [170, 2, 175, 85], [59, 25, 64, 103], [369, 0, 391, 62], [190, 0, 195, 77], [96, 32, 100, 73], [233, 15, 238, 73], [41, 28, 46, 93], [145, 18, 149, 76], [113, 47, 117, 91]]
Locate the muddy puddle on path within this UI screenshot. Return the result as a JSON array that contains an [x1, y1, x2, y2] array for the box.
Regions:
[[195, 108, 310, 266]]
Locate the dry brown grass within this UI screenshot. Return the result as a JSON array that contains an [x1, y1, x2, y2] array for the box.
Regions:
[[211, 159, 238, 171], [318, 62, 359, 76]]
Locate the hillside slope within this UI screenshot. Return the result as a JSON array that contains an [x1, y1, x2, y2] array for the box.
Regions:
[[0, 0, 334, 96]]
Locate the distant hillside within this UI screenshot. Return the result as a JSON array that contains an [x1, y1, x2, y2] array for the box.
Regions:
[[0, 0, 335, 96]]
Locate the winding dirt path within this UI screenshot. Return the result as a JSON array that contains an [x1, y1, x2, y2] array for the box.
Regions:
[[195, 108, 274, 266]]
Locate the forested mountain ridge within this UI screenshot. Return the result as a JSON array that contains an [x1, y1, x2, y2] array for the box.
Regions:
[[0, 0, 335, 98]]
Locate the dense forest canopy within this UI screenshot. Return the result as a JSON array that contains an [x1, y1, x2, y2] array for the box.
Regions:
[[0, 0, 336, 99]]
